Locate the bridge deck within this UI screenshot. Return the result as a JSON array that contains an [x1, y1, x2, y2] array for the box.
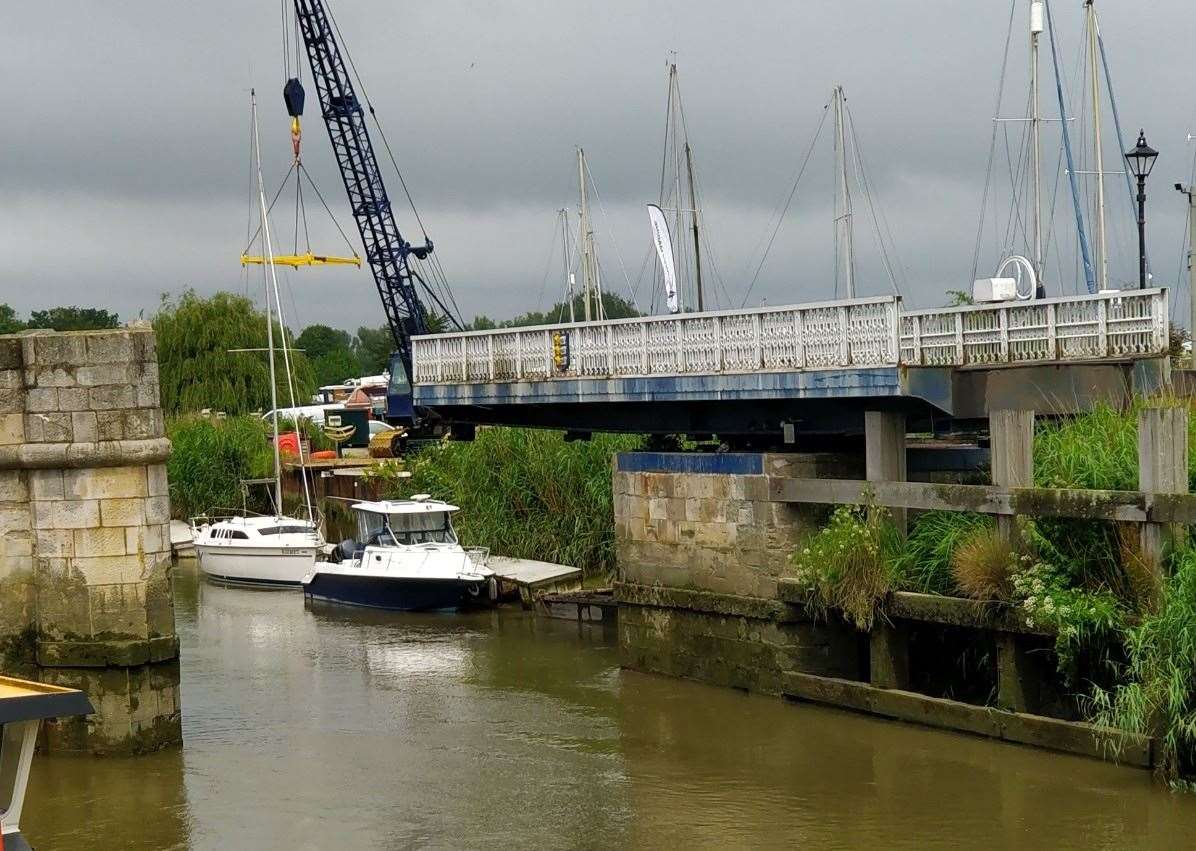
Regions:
[[412, 289, 1168, 435]]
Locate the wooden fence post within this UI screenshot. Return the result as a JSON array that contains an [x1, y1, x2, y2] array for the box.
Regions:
[[990, 410, 1035, 543], [1138, 406, 1189, 573], [865, 411, 907, 533]]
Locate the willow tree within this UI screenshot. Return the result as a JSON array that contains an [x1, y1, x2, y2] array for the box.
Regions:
[[154, 290, 317, 416]]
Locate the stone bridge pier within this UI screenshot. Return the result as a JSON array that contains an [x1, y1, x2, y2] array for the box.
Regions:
[[0, 326, 181, 754]]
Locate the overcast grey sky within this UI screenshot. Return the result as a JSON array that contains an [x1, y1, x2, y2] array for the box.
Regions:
[[3, 1, 1195, 332]]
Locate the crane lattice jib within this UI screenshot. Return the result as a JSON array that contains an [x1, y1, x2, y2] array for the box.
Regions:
[[292, 0, 430, 367]]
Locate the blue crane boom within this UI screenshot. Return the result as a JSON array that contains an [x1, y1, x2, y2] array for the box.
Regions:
[[289, 0, 434, 424]]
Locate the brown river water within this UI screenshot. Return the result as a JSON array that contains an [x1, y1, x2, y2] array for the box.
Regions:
[[22, 560, 1196, 849]]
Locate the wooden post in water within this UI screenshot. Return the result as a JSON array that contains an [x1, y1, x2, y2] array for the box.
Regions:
[[1138, 405, 1189, 574], [990, 410, 1035, 543], [865, 409, 910, 690], [990, 409, 1038, 713], [865, 411, 907, 533]]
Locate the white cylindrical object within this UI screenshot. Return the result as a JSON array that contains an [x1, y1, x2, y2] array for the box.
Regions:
[[1030, 0, 1044, 34]]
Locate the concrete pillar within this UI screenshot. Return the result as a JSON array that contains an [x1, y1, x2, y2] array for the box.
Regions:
[[0, 326, 180, 754], [865, 411, 907, 532], [990, 409, 1034, 543], [1138, 406, 1189, 574]]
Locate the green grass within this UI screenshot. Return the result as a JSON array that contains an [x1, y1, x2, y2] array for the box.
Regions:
[[893, 511, 991, 595], [387, 428, 641, 577], [1091, 544, 1196, 784]]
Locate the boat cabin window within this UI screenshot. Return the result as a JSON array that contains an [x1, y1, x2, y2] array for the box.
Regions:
[[216, 529, 249, 540], [258, 526, 310, 536], [355, 508, 457, 545]]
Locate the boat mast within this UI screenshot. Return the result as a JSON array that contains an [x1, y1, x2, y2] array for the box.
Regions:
[[560, 208, 576, 323], [833, 85, 856, 299], [684, 141, 704, 312], [1030, 0, 1045, 290], [577, 147, 599, 321], [250, 91, 284, 516], [1086, 0, 1108, 290]]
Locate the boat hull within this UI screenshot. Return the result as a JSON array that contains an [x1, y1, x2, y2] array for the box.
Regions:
[[196, 545, 318, 586], [303, 572, 491, 612]]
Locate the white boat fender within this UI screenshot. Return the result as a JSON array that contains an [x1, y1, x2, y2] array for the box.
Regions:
[[488, 577, 498, 601]]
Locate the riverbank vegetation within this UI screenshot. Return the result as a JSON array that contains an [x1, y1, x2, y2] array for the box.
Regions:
[[786, 401, 1196, 784], [166, 415, 275, 519], [367, 428, 640, 577]]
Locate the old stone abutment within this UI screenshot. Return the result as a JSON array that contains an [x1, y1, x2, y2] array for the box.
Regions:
[[0, 326, 180, 753]]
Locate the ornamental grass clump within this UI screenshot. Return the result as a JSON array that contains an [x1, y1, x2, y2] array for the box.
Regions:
[[892, 511, 990, 595], [789, 504, 900, 630], [951, 525, 1015, 601], [1091, 545, 1196, 785]]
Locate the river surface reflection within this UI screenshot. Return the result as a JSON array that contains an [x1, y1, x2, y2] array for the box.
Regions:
[[24, 561, 1196, 848]]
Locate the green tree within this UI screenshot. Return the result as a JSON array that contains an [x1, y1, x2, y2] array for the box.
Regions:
[[0, 305, 22, 334], [296, 324, 362, 385], [153, 289, 317, 416], [354, 325, 395, 374], [28, 306, 119, 331]]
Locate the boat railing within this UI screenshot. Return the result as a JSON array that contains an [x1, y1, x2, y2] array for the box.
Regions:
[[465, 546, 490, 568], [412, 289, 1169, 384]]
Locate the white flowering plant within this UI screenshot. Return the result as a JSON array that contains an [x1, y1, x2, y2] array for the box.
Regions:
[[789, 502, 899, 631]]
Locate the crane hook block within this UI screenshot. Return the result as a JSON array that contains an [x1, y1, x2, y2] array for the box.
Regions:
[[283, 78, 305, 118]]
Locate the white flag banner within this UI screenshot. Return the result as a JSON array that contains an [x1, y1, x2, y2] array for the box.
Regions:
[[647, 204, 679, 314]]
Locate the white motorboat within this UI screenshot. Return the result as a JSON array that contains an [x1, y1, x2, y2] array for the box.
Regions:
[[302, 496, 495, 611], [193, 514, 322, 586]]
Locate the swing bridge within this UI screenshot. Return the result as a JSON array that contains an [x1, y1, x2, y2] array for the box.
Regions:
[[409, 288, 1171, 438]]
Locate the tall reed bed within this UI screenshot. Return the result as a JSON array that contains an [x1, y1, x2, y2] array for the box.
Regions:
[[166, 415, 274, 519], [395, 429, 641, 577]]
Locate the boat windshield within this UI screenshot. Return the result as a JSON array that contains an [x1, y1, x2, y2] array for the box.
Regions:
[[356, 509, 457, 545]]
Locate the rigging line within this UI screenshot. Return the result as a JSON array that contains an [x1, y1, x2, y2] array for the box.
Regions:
[[971, 0, 1018, 284], [1046, 0, 1096, 293], [688, 168, 732, 309], [297, 163, 359, 256], [844, 103, 901, 296], [322, 0, 430, 241], [293, 159, 302, 256], [533, 216, 560, 313], [243, 162, 300, 254], [1096, 26, 1150, 276], [585, 162, 638, 309], [740, 104, 831, 308]]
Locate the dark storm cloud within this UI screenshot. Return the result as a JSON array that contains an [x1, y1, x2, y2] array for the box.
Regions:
[[2, 1, 1194, 329]]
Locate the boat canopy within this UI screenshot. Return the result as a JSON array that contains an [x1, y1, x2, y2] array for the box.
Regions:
[[350, 498, 459, 515]]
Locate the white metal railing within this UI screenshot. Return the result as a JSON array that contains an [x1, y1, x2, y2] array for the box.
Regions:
[[899, 288, 1168, 367], [412, 297, 901, 385], [412, 289, 1168, 385]]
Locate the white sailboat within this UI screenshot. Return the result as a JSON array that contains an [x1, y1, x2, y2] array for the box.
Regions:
[[193, 91, 324, 586]]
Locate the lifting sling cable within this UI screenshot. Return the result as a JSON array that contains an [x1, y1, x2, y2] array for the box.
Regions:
[[1046, 0, 1097, 293]]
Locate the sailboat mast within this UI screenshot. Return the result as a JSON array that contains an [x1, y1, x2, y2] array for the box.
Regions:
[[560, 208, 576, 323], [250, 91, 284, 516], [1030, 0, 1045, 288], [833, 85, 855, 299], [684, 141, 704, 312], [577, 147, 594, 321], [1087, 0, 1108, 290]]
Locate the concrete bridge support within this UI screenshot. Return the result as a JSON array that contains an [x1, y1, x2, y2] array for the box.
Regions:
[[0, 327, 180, 754]]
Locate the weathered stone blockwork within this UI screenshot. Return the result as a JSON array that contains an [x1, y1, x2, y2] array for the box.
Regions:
[[614, 452, 865, 693], [0, 327, 180, 754], [614, 452, 860, 600]]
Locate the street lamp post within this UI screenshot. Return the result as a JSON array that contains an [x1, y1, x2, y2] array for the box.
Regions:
[[1124, 130, 1159, 290]]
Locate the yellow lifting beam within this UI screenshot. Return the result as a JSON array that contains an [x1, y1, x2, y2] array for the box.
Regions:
[[240, 252, 362, 269]]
